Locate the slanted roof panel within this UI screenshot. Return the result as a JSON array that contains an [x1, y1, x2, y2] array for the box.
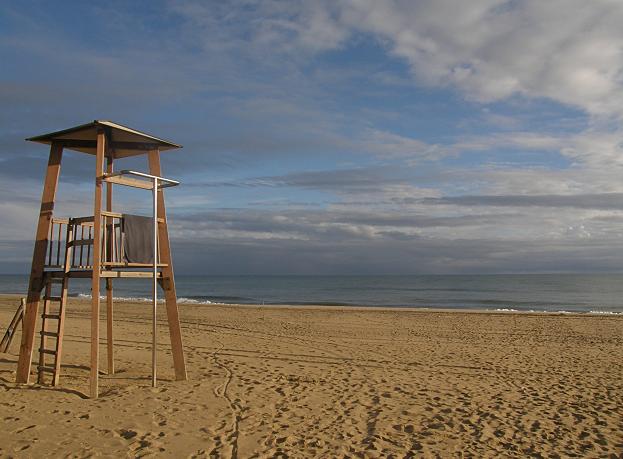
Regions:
[[26, 120, 182, 158]]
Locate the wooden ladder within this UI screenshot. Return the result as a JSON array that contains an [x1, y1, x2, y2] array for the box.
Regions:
[[37, 222, 76, 386], [37, 276, 68, 385]]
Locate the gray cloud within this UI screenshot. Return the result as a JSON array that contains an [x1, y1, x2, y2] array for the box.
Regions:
[[167, 235, 623, 275], [424, 193, 623, 210]]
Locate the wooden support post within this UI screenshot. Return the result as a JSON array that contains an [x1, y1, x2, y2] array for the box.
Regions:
[[105, 155, 114, 375], [90, 131, 105, 398], [148, 150, 187, 381], [16, 143, 63, 383], [106, 279, 113, 375]]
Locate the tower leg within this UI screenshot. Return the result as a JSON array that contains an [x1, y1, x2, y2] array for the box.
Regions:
[[16, 143, 63, 383], [148, 150, 187, 381], [90, 131, 105, 398], [105, 155, 114, 375]]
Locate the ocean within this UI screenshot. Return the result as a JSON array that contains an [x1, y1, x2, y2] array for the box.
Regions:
[[0, 273, 622, 313]]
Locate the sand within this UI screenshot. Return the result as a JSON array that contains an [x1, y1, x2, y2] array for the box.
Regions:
[[0, 293, 622, 458]]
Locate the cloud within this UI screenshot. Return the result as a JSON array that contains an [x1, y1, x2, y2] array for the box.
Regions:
[[4, 0, 623, 275], [424, 193, 623, 210], [169, 0, 623, 119], [340, 0, 623, 118]]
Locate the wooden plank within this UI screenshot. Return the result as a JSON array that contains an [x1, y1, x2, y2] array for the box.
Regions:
[[102, 175, 154, 190], [100, 210, 163, 223], [48, 270, 163, 279], [101, 262, 168, 267], [100, 271, 163, 278], [105, 156, 114, 375], [101, 210, 122, 218], [69, 239, 94, 247], [45, 270, 163, 279], [54, 139, 165, 151], [90, 130, 105, 398], [16, 142, 63, 384], [0, 298, 25, 353], [47, 224, 53, 266], [106, 279, 114, 374], [56, 223, 62, 266], [70, 216, 94, 225], [53, 223, 74, 386], [148, 150, 187, 381]]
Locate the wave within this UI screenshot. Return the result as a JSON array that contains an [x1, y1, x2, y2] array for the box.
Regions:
[[492, 308, 623, 315], [177, 297, 218, 305], [72, 293, 220, 305], [63, 293, 623, 312]]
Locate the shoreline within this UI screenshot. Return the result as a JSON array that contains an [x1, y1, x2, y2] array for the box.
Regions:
[[0, 293, 621, 316]]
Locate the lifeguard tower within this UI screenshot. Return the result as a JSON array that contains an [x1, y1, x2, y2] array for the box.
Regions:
[[15, 120, 187, 398]]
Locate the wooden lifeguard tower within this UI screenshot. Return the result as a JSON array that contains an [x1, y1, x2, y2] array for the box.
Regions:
[[15, 120, 187, 398]]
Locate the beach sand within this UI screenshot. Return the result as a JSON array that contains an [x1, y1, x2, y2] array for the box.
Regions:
[[0, 294, 622, 457]]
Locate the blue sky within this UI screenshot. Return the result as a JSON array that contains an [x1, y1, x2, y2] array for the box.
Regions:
[[2, 0, 623, 274]]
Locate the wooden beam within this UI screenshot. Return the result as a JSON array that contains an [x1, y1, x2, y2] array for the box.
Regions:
[[16, 142, 63, 384], [90, 131, 105, 398], [100, 271, 164, 278], [0, 298, 25, 353], [106, 155, 114, 375], [102, 175, 154, 190], [55, 139, 164, 151], [148, 149, 187, 381], [70, 216, 94, 225], [46, 270, 163, 279], [100, 210, 164, 223], [68, 239, 94, 247], [101, 262, 168, 267]]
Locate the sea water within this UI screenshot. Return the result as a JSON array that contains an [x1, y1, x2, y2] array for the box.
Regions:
[[1, 274, 622, 313]]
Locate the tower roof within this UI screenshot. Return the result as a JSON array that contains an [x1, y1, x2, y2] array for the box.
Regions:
[[26, 120, 182, 158]]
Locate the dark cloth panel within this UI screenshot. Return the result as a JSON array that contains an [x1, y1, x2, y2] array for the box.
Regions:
[[122, 214, 154, 264]]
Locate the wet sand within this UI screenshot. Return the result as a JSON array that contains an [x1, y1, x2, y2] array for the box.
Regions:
[[1, 294, 622, 457]]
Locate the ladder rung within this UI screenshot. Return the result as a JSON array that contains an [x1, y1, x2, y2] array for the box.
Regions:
[[48, 278, 64, 283], [44, 296, 63, 302], [40, 331, 58, 338], [41, 314, 60, 320], [39, 348, 56, 355], [37, 366, 55, 373]]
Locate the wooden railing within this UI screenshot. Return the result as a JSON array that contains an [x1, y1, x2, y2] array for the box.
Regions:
[[46, 218, 69, 269], [101, 211, 124, 267], [45, 214, 165, 270], [69, 216, 95, 269]]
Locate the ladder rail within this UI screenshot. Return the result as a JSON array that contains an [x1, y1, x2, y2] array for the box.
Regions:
[[52, 223, 74, 385]]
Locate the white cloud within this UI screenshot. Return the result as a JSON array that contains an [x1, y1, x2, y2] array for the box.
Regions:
[[168, 0, 623, 166], [340, 0, 623, 119]]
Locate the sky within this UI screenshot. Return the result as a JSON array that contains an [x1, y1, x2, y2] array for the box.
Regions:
[[2, 0, 623, 275]]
